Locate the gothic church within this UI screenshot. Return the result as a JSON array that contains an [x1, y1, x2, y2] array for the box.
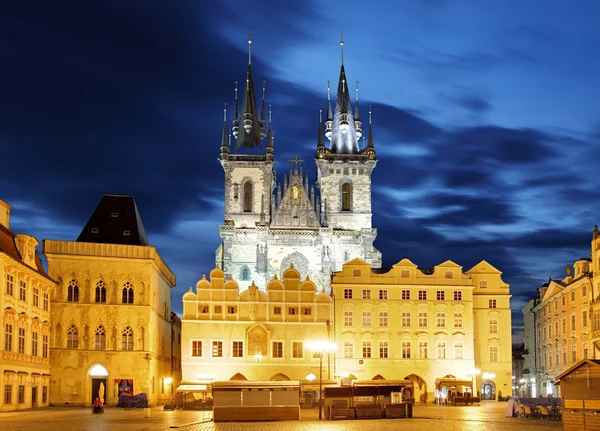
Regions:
[[216, 39, 381, 292]]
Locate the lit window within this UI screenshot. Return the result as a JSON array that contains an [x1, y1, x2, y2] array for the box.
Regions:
[[344, 341, 353, 358], [121, 326, 134, 350], [436, 312, 446, 328], [379, 311, 388, 327], [418, 312, 428, 328], [67, 324, 79, 349], [454, 343, 463, 359], [490, 346, 498, 362], [362, 311, 372, 327], [292, 341, 303, 358], [402, 341, 411, 359], [212, 341, 223, 357], [362, 289, 371, 300], [489, 319, 498, 334], [380, 341, 389, 358], [344, 310, 353, 327], [232, 341, 243, 358], [419, 342, 428, 359], [94, 326, 106, 350], [454, 313, 463, 328], [272, 341, 283, 358], [437, 342, 446, 359], [362, 341, 371, 358], [192, 340, 202, 357], [401, 312, 411, 327]]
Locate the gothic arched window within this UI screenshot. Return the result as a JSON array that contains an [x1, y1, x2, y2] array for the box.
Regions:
[[95, 280, 106, 303], [121, 326, 134, 351], [122, 282, 134, 304], [341, 182, 352, 211], [68, 279, 79, 302], [67, 324, 78, 349], [241, 266, 250, 281], [94, 325, 106, 350], [243, 181, 253, 212]]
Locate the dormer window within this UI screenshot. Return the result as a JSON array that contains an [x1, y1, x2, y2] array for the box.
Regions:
[[111, 212, 119, 218], [445, 271, 453, 279], [123, 230, 131, 236], [91, 228, 99, 234]]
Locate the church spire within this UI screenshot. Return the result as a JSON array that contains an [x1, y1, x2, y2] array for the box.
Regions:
[[327, 34, 359, 154], [220, 103, 230, 159], [235, 35, 265, 150]]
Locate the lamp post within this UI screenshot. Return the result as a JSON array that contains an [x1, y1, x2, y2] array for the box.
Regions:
[[306, 340, 336, 420], [470, 369, 480, 397]]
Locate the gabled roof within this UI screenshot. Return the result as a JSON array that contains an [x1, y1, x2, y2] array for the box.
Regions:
[[76, 194, 149, 246], [555, 359, 600, 381], [435, 260, 462, 268], [344, 257, 370, 266], [0, 224, 52, 280], [541, 280, 565, 302], [393, 258, 417, 267], [466, 260, 502, 274]]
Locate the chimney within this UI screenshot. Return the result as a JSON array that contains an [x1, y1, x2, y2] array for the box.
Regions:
[[0, 200, 10, 229]]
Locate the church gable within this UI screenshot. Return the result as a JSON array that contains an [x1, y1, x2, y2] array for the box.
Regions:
[[465, 260, 502, 275], [271, 157, 319, 228]]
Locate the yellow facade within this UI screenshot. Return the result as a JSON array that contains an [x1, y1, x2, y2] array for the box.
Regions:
[[331, 258, 512, 401], [521, 225, 600, 397], [181, 265, 334, 390], [43, 240, 178, 406], [181, 258, 512, 402], [0, 200, 56, 411]]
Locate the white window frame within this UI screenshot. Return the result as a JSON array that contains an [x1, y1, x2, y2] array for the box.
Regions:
[[271, 340, 284, 359], [211, 339, 224, 358]]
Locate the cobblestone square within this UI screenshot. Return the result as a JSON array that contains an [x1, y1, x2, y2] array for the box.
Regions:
[[0, 402, 562, 431]]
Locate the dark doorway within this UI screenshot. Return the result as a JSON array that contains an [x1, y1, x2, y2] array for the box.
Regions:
[[32, 386, 37, 407], [91, 378, 107, 405]]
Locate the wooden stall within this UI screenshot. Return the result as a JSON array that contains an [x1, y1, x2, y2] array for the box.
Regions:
[[435, 377, 479, 405], [324, 379, 413, 420], [212, 380, 300, 422], [555, 359, 600, 430]]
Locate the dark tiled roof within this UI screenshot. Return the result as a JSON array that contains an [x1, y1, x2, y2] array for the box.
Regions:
[[0, 224, 51, 279], [76, 194, 149, 246], [420, 268, 435, 275]]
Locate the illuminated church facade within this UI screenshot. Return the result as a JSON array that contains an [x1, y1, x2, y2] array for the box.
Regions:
[[215, 39, 381, 293]]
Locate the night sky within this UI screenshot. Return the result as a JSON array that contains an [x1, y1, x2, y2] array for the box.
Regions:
[[2, 1, 599, 345]]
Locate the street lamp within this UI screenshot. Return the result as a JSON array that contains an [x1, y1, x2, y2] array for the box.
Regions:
[[306, 340, 337, 420]]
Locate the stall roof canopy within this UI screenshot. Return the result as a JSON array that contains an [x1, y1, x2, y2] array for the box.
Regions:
[[435, 378, 472, 387], [212, 380, 300, 390], [353, 380, 412, 387], [175, 379, 213, 393], [556, 359, 600, 381]]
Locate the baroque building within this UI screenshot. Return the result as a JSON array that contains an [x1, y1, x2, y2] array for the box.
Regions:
[[332, 258, 512, 402], [43, 194, 179, 406], [216, 38, 381, 292], [181, 265, 333, 398], [521, 224, 600, 397], [0, 200, 56, 411], [180, 257, 512, 402]]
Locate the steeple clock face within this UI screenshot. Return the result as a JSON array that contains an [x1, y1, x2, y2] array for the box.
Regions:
[[292, 186, 301, 200]]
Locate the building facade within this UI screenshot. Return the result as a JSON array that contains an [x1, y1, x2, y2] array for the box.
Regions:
[[216, 39, 381, 292], [0, 199, 56, 411], [331, 258, 512, 401], [43, 194, 178, 406], [181, 265, 333, 398], [521, 224, 600, 397]]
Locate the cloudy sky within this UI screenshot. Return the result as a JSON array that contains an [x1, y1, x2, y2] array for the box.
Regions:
[[2, 0, 599, 344]]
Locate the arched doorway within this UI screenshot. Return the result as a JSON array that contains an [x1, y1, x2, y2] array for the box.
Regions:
[[270, 373, 291, 381], [481, 380, 496, 400], [230, 373, 248, 381], [88, 364, 108, 405], [405, 374, 427, 403]]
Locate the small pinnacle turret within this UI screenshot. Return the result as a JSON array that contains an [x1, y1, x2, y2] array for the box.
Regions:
[[220, 103, 229, 159], [266, 105, 274, 162], [355, 80, 362, 140]]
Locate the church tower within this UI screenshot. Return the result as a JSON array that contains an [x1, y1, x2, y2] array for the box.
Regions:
[[218, 37, 275, 282], [316, 35, 377, 233]]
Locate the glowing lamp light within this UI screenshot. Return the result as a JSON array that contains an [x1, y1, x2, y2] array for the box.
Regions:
[[306, 373, 317, 381], [482, 372, 496, 379], [164, 377, 173, 385]]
